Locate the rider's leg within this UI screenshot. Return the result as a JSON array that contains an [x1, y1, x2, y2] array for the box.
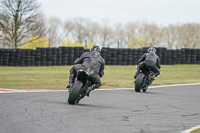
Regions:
[[66, 66, 76, 88], [134, 63, 144, 79], [152, 66, 160, 77], [148, 65, 160, 77], [86, 74, 101, 96], [67, 64, 81, 88]]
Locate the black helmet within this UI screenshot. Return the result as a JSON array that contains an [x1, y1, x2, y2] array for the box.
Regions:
[[147, 47, 156, 53], [90, 45, 101, 53]]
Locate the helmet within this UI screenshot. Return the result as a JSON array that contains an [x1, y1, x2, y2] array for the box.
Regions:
[[147, 47, 156, 53], [90, 45, 101, 53]]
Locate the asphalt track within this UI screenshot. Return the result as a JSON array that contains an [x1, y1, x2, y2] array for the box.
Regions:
[[0, 84, 200, 133]]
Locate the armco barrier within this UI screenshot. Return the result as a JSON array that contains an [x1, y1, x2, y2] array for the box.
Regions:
[[0, 47, 200, 66]]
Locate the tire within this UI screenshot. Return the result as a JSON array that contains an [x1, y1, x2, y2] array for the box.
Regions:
[[68, 81, 83, 105], [135, 73, 145, 92]]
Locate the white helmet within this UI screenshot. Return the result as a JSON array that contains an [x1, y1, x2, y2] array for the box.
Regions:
[[147, 47, 156, 53]]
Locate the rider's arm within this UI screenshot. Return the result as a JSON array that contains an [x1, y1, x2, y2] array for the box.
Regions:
[[74, 52, 88, 64], [74, 58, 82, 64], [99, 59, 105, 78], [138, 54, 146, 63], [156, 57, 161, 69]]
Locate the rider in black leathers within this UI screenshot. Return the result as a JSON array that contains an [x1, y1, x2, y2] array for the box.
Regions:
[[134, 47, 161, 79], [67, 45, 105, 95]]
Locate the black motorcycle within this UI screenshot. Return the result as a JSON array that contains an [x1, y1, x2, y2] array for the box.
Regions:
[[68, 69, 97, 105], [134, 66, 155, 92]]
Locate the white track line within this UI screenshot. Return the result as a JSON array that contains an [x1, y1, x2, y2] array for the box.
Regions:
[[99, 83, 200, 91], [0, 83, 200, 93]]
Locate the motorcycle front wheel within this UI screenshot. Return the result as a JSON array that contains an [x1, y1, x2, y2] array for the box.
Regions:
[[135, 73, 145, 92], [68, 80, 83, 105]]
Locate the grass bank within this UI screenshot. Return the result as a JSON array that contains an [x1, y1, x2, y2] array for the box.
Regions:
[[0, 65, 200, 90], [192, 128, 200, 133]]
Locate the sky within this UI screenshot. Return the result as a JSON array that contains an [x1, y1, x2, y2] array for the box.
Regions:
[[38, 0, 200, 26]]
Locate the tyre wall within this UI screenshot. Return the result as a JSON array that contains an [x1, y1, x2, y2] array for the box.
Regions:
[[0, 47, 200, 66]]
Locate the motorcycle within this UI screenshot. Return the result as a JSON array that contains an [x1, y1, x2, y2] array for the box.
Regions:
[[134, 65, 155, 92], [68, 69, 99, 105]]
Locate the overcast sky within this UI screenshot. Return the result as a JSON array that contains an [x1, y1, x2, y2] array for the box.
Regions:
[[38, 0, 200, 26]]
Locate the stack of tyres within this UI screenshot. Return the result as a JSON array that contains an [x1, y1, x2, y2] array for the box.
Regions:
[[40, 48, 46, 66], [167, 50, 171, 65], [142, 47, 148, 55], [136, 49, 143, 62], [185, 49, 191, 64], [116, 49, 122, 65], [83, 49, 88, 52], [105, 48, 111, 65], [197, 49, 200, 64], [122, 49, 128, 65], [1, 47, 200, 66], [30, 49, 35, 66], [9, 49, 15, 66], [61, 47, 68, 65], [79, 47, 84, 57], [181, 48, 186, 64], [25, 49, 31, 66], [56, 48, 62, 66], [2, 49, 9, 66], [171, 50, 177, 65], [101, 48, 107, 62], [156, 48, 163, 64], [161, 48, 167, 65], [190, 49, 197, 64], [74, 47, 84, 63], [111, 48, 117, 65], [46, 48, 52, 66], [35, 48, 41, 66], [176, 49, 182, 64], [19, 49, 25, 66], [132, 49, 137, 65], [127, 49, 133, 65], [68, 47, 75, 65], [0, 49, 3, 66], [51, 48, 57, 66]]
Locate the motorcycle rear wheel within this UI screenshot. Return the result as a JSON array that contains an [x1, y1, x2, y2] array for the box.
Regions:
[[135, 73, 145, 92], [68, 81, 83, 105]]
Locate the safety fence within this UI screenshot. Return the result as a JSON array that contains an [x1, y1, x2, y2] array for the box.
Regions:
[[0, 47, 200, 66]]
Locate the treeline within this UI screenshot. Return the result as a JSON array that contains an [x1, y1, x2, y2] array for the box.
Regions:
[[62, 18, 200, 49], [0, 0, 200, 49]]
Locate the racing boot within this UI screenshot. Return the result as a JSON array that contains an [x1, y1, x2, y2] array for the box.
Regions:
[[86, 84, 101, 97], [134, 71, 139, 79], [154, 73, 159, 78], [66, 68, 76, 89]]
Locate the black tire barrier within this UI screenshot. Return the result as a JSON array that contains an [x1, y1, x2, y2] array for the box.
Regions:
[[0, 47, 200, 66]]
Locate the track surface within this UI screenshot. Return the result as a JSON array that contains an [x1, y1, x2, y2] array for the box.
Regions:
[[0, 84, 200, 133]]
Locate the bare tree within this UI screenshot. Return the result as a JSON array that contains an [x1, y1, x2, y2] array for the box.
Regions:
[[97, 21, 114, 47], [124, 22, 138, 47], [0, 0, 45, 48], [46, 17, 62, 47], [64, 18, 89, 43], [178, 24, 200, 48], [63, 17, 200, 49], [114, 23, 126, 48], [86, 21, 99, 43]]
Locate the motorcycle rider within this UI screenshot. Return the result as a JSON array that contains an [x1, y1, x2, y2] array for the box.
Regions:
[[134, 47, 161, 79], [66, 45, 105, 96]]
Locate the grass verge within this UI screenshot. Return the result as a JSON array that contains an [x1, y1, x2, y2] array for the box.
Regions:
[[0, 65, 200, 90], [192, 128, 200, 133]]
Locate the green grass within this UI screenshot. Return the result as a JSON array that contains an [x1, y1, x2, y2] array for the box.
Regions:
[[0, 65, 200, 90], [192, 128, 200, 133]]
